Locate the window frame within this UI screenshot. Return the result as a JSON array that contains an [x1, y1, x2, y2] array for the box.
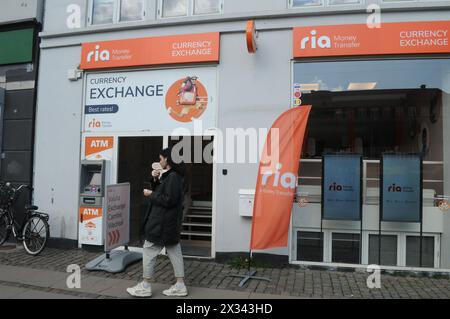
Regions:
[[88, 0, 146, 26], [330, 231, 362, 264], [380, 0, 450, 5], [89, 0, 118, 26], [291, 229, 440, 268], [289, 0, 450, 9], [158, 0, 224, 19], [367, 233, 400, 266], [404, 233, 440, 268], [381, 0, 415, 2], [327, 0, 363, 6], [288, 0, 328, 8], [294, 229, 325, 263], [159, 0, 189, 18], [118, 0, 146, 23], [193, 0, 224, 16]]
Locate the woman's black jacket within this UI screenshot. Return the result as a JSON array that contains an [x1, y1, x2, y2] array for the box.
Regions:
[[143, 169, 184, 246]]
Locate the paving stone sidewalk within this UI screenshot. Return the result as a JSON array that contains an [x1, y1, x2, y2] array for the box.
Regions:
[[1, 245, 450, 299]]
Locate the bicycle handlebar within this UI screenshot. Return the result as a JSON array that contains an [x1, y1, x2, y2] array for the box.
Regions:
[[16, 184, 30, 192], [4, 183, 30, 192], [1, 183, 31, 201]]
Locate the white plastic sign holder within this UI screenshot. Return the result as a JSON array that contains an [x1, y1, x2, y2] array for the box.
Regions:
[[86, 183, 142, 273]]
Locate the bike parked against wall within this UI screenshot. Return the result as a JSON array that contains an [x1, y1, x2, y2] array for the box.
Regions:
[[0, 182, 50, 255]]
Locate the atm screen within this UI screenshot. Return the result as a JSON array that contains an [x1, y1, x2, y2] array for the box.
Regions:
[[88, 172, 102, 186]]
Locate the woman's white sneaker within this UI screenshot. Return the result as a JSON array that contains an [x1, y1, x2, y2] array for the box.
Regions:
[[126, 282, 152, 298], [163, 283, 188, 297]]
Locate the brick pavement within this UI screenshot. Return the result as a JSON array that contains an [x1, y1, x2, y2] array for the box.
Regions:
[[0, 280, 112, 299], [1, 246, 450, 299]]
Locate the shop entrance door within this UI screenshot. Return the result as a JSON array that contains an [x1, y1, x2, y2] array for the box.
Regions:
[[169, 136, 213, 258], [118, 136, 164, 246], [118, 136, 213, 258]]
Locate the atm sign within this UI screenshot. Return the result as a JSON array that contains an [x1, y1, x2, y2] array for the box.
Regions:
[[80, 207, 103, 222], [85, 137, 114, 157]]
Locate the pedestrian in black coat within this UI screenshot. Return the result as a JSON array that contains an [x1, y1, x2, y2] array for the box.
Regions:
[[143, 166, 184, 246], [127, 147, 188, 298]]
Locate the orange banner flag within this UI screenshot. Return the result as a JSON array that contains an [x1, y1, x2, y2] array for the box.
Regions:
[[250, 106, 312, 250]]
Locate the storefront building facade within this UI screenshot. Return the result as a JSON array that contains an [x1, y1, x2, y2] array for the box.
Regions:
[[35, 0, 450, 270]]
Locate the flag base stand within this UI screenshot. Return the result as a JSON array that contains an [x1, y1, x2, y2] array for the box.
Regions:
[[226, 269, 271, 287], [86, 249, 142, 273]]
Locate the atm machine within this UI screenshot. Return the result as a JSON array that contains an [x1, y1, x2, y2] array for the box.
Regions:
[[80, 159, 142, 273], [78, 160, 111, 246]]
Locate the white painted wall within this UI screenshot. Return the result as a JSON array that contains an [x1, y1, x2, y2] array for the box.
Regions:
[[0, 0, 43, 24], [215, 29, 292, 255], [34, 46, 84, 240], [41, 0, 450, 35]]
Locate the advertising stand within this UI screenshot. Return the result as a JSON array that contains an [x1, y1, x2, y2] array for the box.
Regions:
[[86, 183, 142, 273], [321, 154, 363, 263], [380, 154, 423, 266]]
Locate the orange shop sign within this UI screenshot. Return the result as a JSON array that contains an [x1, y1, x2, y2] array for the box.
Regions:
[[293, 20, 450, 58], [80, 32, 220, 70], [79, 206, 103, 222], [85, 137, 114, 157]]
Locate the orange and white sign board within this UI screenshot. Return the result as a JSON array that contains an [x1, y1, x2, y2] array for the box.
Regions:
[[85, 137, 114, 160], [84, 67, 217, 133], [294, 21, 450, 58], [80, 32, 220, 70], [79, 206, 103, 245]]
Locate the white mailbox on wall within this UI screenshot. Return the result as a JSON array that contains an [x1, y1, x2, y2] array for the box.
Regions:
[[239, 189, 255, 217]]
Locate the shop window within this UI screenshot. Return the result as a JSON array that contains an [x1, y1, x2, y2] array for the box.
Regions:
[[368, 235, 398, 266], [332, 233, 360, 264], [295, 59, 448, 196], [120, 0, 145, 22], [292, 0, 324, 7], [161, 0, 221, 18], [406, 236, 435, 268], [295, 59, 447, 160], [296, 231, 323, 262], [92, 0, 115, 24]]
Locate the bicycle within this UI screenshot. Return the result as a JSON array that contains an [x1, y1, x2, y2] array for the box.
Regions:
[[0, 182, 50, 255]]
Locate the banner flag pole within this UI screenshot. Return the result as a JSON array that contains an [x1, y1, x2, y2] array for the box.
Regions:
[[226, 105, 312, 287]]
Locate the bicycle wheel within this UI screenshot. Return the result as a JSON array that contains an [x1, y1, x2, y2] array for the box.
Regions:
[[22, 215, 49, 256], [0, 211, 11, 246]]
